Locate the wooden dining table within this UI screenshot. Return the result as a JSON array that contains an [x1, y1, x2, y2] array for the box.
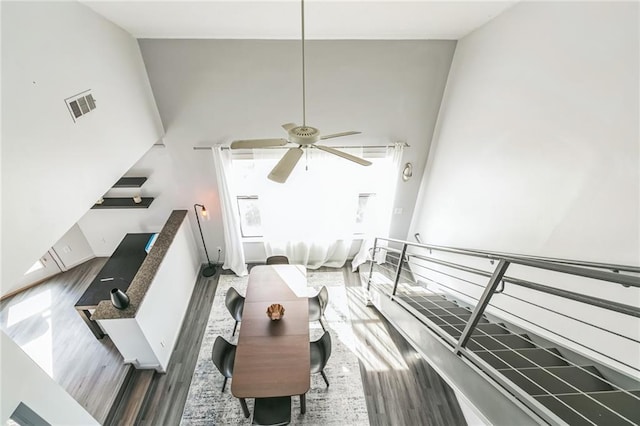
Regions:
[[231, 264, 311, 418]]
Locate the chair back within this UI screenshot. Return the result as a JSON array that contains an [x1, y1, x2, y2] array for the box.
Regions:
[[310, 331, 332, 373], [317, 286, 329, 313], [266, 255, 290, 265], [211, 336, 236, 378], [225, 287, 245, 321]]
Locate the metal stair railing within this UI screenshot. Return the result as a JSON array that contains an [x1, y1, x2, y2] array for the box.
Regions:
[[365, 236, 640, 426]]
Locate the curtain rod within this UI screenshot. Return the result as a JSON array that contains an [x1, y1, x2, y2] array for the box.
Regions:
[[193, 142, 409, 151]]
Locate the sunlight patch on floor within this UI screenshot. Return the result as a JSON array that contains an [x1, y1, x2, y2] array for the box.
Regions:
[[21, 313, 54, 377], [7, 290, 51, 327]]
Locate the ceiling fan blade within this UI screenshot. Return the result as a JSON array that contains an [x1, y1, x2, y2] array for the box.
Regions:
[[268, 148, 304, 183], [282, 123, 297, 132], [230, 138, 288, 149], [320, 131, 361, 140], [315, 145, 372, 166]]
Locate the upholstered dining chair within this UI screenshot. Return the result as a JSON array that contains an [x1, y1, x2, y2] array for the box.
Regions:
[[308, 286, 329, 331], [225, 287, 245, 336], [252, 396, 292, 425], [266, 255, 290, 265], [310, 331, 332, 387], [211, 336, 236, 392]]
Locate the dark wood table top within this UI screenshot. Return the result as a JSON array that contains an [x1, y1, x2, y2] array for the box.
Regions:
[[75, 233, 153, 309], [231, 265, 310, 398]]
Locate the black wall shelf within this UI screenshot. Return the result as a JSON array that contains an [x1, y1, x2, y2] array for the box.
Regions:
[[92, 197, 154, 209], [113, 177, 147, 188]]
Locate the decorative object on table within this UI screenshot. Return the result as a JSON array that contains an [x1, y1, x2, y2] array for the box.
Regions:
[[110, 288, 130, 310], [194, 203, 216, 277], [225, 287, 245, 336], [133, 194, 142, 204], [266, 303, 285, 321]]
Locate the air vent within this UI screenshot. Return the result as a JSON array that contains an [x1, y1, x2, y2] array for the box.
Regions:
[[65, 90, 96, 122]]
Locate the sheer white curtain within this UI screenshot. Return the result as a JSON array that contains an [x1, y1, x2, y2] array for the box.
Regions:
[[257, 148, 362, 269], [351, 142, 405, 270], [211, 146, 248, 276]]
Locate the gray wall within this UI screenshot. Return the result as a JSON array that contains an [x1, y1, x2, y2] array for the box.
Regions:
[[94, 39, 456, 262]]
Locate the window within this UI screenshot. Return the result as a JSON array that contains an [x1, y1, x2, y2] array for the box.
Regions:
[[237, 196, 262, 237], [231, 147, 390, 240], [24, 260, 44, 275]]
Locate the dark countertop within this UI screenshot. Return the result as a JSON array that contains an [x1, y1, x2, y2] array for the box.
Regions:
[[92, 209, 188, 320], [75, 233, 153, 308]]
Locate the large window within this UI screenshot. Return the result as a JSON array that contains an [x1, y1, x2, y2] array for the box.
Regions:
[[231, 147, 390, 240], [237, 193, 375, 238]]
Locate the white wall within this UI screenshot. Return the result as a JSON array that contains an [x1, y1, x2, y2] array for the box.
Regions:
[[410, 1, 638, 265], [137, 39, 455, 265], [1, 1, 164, 295], [51, 224, 94, 270], [136, 219, 200, 371], [78, 144, 181, 256], [0, 331, 99, 425], [408, 1, 639, 374]]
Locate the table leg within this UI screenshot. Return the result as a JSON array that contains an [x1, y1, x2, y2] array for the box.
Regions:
[[77, 308, 104, 339], [239, 398, 250, 418], [300, 393, 306, 414]]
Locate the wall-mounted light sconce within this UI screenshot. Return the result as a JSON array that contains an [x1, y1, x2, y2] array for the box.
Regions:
[[402, 162, 413, 182], [194, 204, 216, 277]]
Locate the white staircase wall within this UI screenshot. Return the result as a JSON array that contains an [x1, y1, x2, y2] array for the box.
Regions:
[[1, 1, 164, 296], [408, 0, 639, 374]]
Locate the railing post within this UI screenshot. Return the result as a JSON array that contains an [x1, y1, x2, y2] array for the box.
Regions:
[[454, 259, 510, 354], [367, 238, 378, 292], [392, 243, 408, 296]]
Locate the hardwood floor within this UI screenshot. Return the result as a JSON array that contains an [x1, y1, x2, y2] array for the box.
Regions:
[[0, 258, 130, 424], [2, 261, 466, 426]]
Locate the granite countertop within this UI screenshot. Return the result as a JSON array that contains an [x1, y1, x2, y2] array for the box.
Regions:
[[92, 209, 188, 320]]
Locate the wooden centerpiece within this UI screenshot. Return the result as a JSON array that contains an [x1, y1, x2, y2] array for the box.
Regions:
[[266, 303, 285, 320]]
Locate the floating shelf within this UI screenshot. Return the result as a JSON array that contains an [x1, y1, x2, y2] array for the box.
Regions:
[[113, 177, 147, 188], [92, 197, 154, 209]]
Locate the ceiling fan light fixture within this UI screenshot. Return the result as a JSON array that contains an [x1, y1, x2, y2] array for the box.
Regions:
[[229, 0, 369, 183]]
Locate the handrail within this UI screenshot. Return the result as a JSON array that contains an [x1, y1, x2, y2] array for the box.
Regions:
[[382, 237, 640, 288], [367, 235, 640, 425], [412, 233, 640, 274], [406, 252, 640, 318]]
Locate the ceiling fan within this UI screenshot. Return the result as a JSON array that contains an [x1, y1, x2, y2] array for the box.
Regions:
[[229, 0, 371, 183]]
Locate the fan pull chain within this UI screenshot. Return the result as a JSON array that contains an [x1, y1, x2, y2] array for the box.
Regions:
[[305, 147, 309, 171], [301, 0, 306, 127]]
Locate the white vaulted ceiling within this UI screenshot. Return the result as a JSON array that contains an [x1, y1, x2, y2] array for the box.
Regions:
[[81, 0, 517, 40]]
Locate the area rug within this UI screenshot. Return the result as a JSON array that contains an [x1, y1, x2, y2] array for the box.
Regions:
[[180, 268, 369, 425]]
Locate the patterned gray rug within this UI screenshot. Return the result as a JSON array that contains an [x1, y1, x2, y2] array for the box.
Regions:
[[180, 269, 369, 425]]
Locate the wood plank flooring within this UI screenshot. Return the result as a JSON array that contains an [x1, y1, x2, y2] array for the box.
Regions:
[[2, 261, 466, 426], [0, 258, 130, 424]]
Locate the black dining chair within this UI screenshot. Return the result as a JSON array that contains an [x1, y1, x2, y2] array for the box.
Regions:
[[266, 255, 290, 265], [308, 286, 329, 331], [252, 396, 291, 425], [225, 287, 245, 336], [211, 336, 236, 392], [310, 331, 332, 387]]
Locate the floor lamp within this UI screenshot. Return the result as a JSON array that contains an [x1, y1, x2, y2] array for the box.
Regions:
[[194, 204, 216, 277]]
